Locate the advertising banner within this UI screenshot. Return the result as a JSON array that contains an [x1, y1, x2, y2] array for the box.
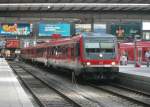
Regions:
[[39, 23, 71, 37], [111, 22, 141, 39], [5, 39, 20, 48], [94, 24, 106, 33], [0, 23, 31, 35], [142, 22, 150, 30], [75, 24, 91, 36]]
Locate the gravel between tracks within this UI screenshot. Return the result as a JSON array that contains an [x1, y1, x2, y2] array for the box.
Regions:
[[11, 61, 146, 107]]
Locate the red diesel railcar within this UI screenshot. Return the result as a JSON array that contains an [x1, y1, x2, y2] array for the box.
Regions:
[[118, 41, 150, 64], [21, 33, 119, 80]]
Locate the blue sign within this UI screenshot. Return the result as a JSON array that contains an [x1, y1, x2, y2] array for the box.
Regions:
[[0, 23, 31, 36], [39, 23, 71, 37]]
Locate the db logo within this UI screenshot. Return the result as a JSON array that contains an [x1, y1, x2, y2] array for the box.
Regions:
[[99, 62, 103, 64]]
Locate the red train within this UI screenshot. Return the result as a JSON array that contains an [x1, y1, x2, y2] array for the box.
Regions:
[[21, 33, 119, 80], [118, 41, 150, 64]]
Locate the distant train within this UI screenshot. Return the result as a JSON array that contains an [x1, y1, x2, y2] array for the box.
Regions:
[[118, 41, 150, 64], [21, 33, 119, 80]]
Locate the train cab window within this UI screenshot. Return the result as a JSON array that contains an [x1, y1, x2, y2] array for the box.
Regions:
[[86, 48, 96, 53], [84, 42, 116, 59]]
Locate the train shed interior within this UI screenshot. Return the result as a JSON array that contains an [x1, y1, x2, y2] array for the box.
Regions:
[[0, 1, 150, 107]]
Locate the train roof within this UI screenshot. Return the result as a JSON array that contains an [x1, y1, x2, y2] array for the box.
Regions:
[[22, 33, 116, 50], [83, 33, 116, 38], [22, 35, 82, 49], [119, 41, 150, 48]]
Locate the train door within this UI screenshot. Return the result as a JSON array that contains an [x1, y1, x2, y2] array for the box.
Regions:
[[137, 48, 142, 64]]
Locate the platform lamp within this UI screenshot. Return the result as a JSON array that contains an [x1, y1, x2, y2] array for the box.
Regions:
[[134, 35, 137, 67], [134, 35, 141, 67]]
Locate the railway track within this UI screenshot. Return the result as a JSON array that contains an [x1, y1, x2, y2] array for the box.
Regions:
[[89, 83, 150, 107], [9, 62, 79, 107], [8, 61, 101, 107], [9, 61, 149, 107]]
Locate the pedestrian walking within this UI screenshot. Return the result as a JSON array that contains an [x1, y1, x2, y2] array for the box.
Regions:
[[145, 50, 150, 67]]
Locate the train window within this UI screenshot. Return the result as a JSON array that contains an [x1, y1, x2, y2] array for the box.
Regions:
[[58, 46, 62, 56], [104, 49, 114, 53], [62, 46, 68, 57], [36, 48, 45, 57], [50, 47, 54, 56], [71, 48, 74, 57], [76, 43, 80, 57]]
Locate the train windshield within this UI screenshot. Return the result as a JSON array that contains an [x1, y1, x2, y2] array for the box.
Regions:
[[84, 38, 116, 59]]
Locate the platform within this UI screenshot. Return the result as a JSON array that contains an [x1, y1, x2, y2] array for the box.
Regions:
[[118, 64, 150, 93], [119, 64, 150, 77], [0, 58, 34, 107]]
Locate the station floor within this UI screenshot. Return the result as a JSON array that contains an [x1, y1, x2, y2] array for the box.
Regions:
[[119, 64, 150, 77], [0, 58, 34, 107]]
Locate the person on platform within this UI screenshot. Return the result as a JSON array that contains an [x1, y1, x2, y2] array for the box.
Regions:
[[120, 53, 127, 65], [145, 50, 150, 67]]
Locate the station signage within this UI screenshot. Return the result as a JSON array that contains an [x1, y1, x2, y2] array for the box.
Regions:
[[39, 23, 71, 37], [0, 23, 31, 36]]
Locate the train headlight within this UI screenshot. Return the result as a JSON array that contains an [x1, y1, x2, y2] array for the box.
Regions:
[[99, 54, 103, 57], [111, 62, 116, 65], [87, 62, 91, 66]]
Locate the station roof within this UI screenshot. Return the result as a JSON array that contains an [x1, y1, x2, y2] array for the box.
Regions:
[[0, 0, 149, 12]]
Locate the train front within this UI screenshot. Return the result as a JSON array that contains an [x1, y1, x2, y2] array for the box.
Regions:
[[80, 34, 119, 80]]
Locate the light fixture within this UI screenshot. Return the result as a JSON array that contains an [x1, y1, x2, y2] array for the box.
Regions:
[[111, 62, 116, 65], [0, 3, 149, 8], [47, 6, 50, 9], [87, 62, 91, 66], [99, 54, 103, 57]]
